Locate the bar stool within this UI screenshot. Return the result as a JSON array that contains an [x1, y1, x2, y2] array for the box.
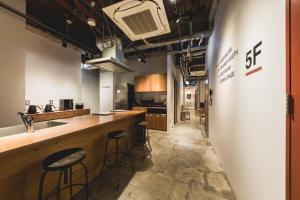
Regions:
[[137, 121, 152, 159], [99, 130, 134, 190], [38, 148, 89, 200]]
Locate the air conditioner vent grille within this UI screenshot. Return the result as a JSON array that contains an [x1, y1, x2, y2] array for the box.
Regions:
[[103, 0, 170, 41], [122, 9, 158, 35]]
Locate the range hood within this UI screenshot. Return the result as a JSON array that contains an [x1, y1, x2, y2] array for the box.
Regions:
[[83, 45, 132, 73]]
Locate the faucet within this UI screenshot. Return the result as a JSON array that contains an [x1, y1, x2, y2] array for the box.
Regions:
[[18, 112, 34, 132]]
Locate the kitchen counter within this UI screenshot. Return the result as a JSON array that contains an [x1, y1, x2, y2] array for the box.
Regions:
[[0, 111, 145, 200], [0, 111, 144, 154]]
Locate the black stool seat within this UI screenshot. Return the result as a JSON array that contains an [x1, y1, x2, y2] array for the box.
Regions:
[[108, 130, 127, 139], [38, 148, 89, 200], [43, 148, 86, 171], [138, 121, 148, 126]]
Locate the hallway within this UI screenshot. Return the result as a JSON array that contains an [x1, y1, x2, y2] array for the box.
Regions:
[[77, 111, 235, 200]]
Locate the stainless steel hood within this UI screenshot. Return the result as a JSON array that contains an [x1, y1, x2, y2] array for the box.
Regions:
[[84, 57, 132, 73], [83, 45, 132, 73]]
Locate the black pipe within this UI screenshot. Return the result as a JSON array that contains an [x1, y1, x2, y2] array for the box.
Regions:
[[78, 0, 143, 56], [0, 1, 98, 54]]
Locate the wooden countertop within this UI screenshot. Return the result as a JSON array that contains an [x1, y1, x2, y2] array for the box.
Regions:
[[0, 111, 145, 155]]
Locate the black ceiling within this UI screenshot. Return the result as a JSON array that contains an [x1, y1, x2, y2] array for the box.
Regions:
[[26, 0, 214, 56]]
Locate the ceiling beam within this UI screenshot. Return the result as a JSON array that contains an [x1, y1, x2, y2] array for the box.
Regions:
[[125, 32, 211, 53]]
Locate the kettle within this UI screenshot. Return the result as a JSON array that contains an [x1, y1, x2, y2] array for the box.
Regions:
[[27, 105, 42, 114], [44, 104, 56, 112]]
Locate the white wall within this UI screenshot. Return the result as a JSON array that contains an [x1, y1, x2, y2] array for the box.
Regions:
[[0, 0, 100, 127], [206, 0, 286, 200], [25, 31, 82, 108], [99, 71, 114, 112], [116, 53, 167, 85], [167, 54, 182, 130], [115, 53, 168, 103], [0, 0, 25, 127]]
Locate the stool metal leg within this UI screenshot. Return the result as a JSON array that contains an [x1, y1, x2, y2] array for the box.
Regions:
[[126, 136, 135, 170], [56, 170, 63, 200], [80, 162, 90, 200], [38, 171, 48, 200], [99, 138, 109, 177], [115, 138, 120, 190], [69, 167, 73, 199], [146, 129, 152, 152]]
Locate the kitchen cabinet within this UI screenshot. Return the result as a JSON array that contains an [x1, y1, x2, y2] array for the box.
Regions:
[[135, 74, 167, 92], [156, 114, 167, 131], [134, 75, 151, 92], [134, 107, 167, 130], [146, 114, 157, 129]]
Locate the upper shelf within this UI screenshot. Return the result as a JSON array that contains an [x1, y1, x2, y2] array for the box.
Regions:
[[134, 73, 167, 92]]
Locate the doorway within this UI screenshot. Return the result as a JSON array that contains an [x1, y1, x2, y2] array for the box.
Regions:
[[287, 0, 300, 199]]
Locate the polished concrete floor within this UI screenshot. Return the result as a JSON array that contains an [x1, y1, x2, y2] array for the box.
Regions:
[[75, 111, 236, 200]]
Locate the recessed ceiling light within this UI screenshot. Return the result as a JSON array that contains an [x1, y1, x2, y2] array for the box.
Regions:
[[90, 1, 96, 7], [87, 18, 96, 27]]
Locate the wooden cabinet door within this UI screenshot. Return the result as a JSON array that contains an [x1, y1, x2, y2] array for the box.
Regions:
[[135, 75, 151, 92], [135, 74, 167, 92], [157, 114, 167, 131], [159, 74, 167, 91], [146, 114, 157, 129], [150, 74, 160, 91], [150, 74, 167, 92], [144, 75, 151, 92], [134, 76, 142, 92]]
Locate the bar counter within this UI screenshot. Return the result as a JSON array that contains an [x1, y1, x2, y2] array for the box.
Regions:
[[0, 111, 145, 200]]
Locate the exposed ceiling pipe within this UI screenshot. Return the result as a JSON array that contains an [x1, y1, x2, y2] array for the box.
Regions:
[[78, 0, 143, 57], [125, 31, 211, 53], [0, 1, 98, 54], [53, 0, 104, 38], [167, 46, 207, 55]]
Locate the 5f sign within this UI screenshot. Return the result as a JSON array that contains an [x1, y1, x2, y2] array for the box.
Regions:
[[245, 41, 263, 76]]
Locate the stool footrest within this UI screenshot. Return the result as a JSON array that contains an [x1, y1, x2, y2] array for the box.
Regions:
[[44, 183, 88, 200]]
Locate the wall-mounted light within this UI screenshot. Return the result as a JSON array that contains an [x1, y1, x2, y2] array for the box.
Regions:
[[176, 18, 181, 24], [169, 0, 176, 4], [205, 80, 208, 85]]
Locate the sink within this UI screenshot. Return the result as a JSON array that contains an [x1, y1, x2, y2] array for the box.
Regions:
[[0, 121, 67, 137], [33, 121, 67, 130]]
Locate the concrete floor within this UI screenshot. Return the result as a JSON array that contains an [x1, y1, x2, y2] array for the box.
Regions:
[[75, 111, 236, 200]]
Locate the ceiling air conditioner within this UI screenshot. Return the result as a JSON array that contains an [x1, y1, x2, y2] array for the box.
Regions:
[[103, 0, 171, 41]]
